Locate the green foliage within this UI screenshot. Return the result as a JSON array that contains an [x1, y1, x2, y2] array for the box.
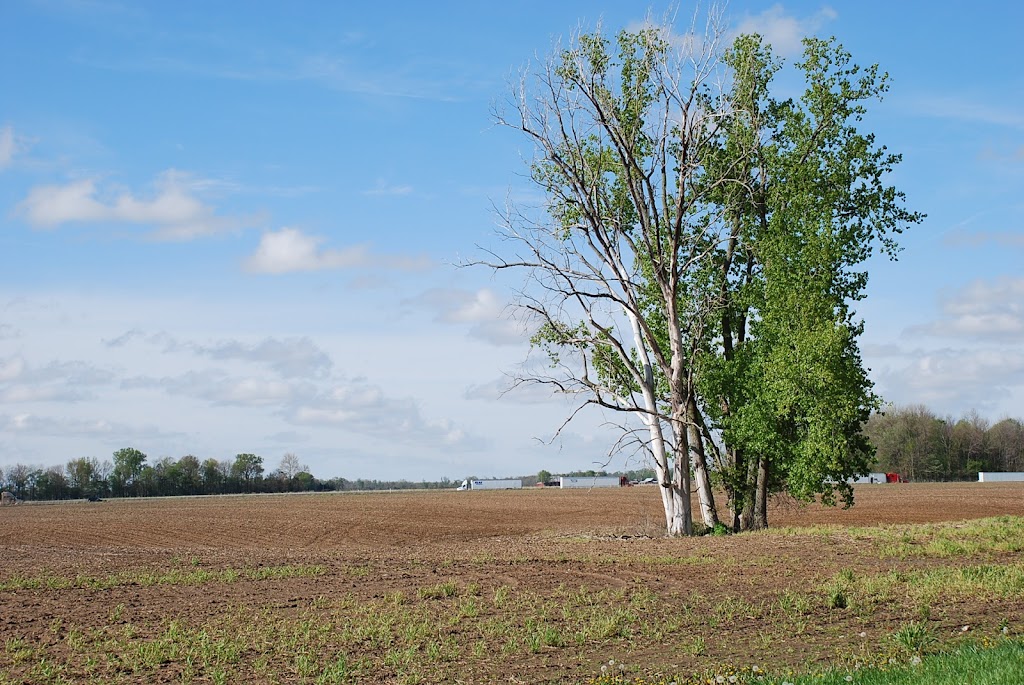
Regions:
[[112, 447, 148, 497], [697, 34, 923, 525], [230, 453, 264, 489], [494, 17, 922, 533], [865, 407, 1024, 481]]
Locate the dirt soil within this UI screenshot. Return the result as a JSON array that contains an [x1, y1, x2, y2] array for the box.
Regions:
[[1, 483, 1022, 684]]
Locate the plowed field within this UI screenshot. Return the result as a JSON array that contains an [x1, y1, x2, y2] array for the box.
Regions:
[[1, 483, 1022, 684]]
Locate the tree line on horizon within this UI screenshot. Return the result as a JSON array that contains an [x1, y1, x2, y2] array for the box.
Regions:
[[0, 449, 456, 502], [1, 406, 1021, 503], [865, 406, 1024, 481]]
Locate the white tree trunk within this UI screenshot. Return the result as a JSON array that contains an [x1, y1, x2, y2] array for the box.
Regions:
[[628, 311, 692, 536], [687, 399, 719, 529]]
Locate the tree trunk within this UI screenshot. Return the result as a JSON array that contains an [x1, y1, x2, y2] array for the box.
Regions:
[[740, 453, 758, 531], [647, 416, 689, 537], [629, 311, 692, 537], [687, 397, 719, 529], [670, 449, 693, 536], [751, 456, 769, 530]]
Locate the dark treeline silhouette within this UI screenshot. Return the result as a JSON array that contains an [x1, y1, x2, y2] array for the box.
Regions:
[[0, 449, 454, 502], [3, 408, 1022, 501], [865, 406, 1024, 481]]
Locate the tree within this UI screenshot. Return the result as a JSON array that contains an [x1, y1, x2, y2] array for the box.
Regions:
[[293, 471, 316, 491], [112, 447, 148, 497], [201, 458, 225, 494], [177, 455, 202, 495], [537, 469, 552, 485], [6, 463, 32, 498], [988, 418, 1024, 472], [66, 457, 99, 498], [231, 453, 264, 491], [866, 406, 951, 481], [484, 15, 919, 535], [278, 453, 307, 481], [698, 34, 920, 528]]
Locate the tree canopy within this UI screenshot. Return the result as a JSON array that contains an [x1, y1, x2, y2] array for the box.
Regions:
[[484, 15, 922, 534]]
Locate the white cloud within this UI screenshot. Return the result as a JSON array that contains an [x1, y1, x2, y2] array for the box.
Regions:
[[244, 228, 367, 273], [289, 395, 478, 450], [17, 169, 256, 240], [362, 179, 413, 196], [907, 277, 1024, 341], [122, 371, 303, 407], [0, 413, 181, 441], [102, 326, 483, 450], [406, 288, 534, 346], [244, 228, 432, 274], [191, 337, 333, 378], [105, 330, 333, 379], [0, 125, 17, 170], [464, 375, 565, 404], [945, 229, 1024, 248], [874, 346, 1024, 413], [0, 356, 24, 382], [733, 5, 837, 56], [0, 356, 115, 403]]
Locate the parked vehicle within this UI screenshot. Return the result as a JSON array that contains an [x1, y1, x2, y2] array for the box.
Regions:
[[456, 479, 523, 491]]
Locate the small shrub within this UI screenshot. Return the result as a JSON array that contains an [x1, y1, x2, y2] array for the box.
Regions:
[[892, 621, 938, 654]]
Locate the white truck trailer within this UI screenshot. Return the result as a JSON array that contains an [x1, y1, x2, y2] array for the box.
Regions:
[[978, 472, 1024, 482], [457, 479, 523, 490], [559, 476, 624, 488], [851, 472, 888, 484]]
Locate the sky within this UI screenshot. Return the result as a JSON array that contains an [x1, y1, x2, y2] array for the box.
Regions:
[[1, 1, 1022, 481]]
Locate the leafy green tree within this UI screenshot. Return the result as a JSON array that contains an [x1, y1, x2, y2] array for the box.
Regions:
[[176, 455, 202, 495], [988, 418, 1024, 472], [66, 457, 100, 498], [5, 463, 31, 498], [293, 471, 316, 491], [200, 458, 224, 494], [696, 34, 923, 528], [231, 453, 264, 491], [537, 469, 552, 485], [112, 448, 148, 497], [484, 16, 919, 534]]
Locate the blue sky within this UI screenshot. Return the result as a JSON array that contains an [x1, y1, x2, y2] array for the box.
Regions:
[[1, 1, 1022, 481]]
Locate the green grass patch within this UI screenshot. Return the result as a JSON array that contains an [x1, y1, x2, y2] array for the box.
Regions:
[[588, 639, 1024, 684], [0, 564, 326, 592]]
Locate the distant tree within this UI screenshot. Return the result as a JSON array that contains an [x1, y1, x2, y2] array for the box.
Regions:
[[537, 469, 552, 485], [293, 472, 316, 491], [6, 463, 31, 498], [33, 465, 69, 500], [112, 447, 148, 497], [200, 458, 223, 494], [66, 457, 98, 498], [95, 460, 113, 496], [988, 418, 1024, 472], [231, 453, 264, 491], [279, 453, 307, 481], [177, 455, 202, 495], [151, 456, 178, 496]]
